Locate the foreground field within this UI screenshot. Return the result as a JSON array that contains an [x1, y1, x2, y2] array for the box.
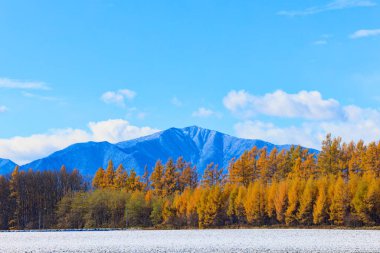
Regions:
[[0, 229, 380, 253]]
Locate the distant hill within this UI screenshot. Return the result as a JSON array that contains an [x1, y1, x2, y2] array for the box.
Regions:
[[0, 126, 318, 177], [0, 159, 17, 175]]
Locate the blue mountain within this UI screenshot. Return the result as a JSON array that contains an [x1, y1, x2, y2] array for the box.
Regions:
[[0, 158, 17, 175], [13, 126, 316, 177]]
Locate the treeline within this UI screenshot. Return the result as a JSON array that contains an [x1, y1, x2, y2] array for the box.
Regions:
[[0, 134, 380, 230], [0, 167, 85, 230]]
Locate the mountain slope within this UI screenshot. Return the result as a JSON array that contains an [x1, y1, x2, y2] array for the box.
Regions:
[[21, 141, 137, 176], [18, 126, 316, 177], [0, 158, 17, 175], [116, 126, 291, 175]]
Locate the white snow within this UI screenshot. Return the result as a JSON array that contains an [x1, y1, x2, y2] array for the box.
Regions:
[[0, 229, 379, 253]]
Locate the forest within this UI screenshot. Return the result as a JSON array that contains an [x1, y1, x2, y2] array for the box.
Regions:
[[0, 134, 379, 230]]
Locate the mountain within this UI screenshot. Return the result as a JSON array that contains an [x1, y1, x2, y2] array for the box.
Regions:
[[0, 158, 17, 175], [20, 141, 133, 176], [16, 126, 317, 177], [115, 126, 294, 175]]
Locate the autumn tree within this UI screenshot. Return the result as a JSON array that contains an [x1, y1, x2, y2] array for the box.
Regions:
[[313, 176, 330, 225], [198, 186, 225, 228], [318, 134, 342, 175], [142, 166, 150, 191], [8, 166, 22, 229], [329, 176, 349, 225], [297, 176, 316, 225], [202, 163, 224, 187], [92, 168, 105, 189], [351, 173, 380, 225], [179, 164, 198, 190], [285, 177, 304, 225], [228, 147, 257, 186], [0, 176, 10, 229], [162, 159, 177, 196], [114, 164, 127, 189], [104, 160, 115, 188], [126, 169, 143, 192], [150, 160, 165, 196], [125, 191, 151, 227], [274, 180, 288, 223], [266, 180, 277, 223], [244, 181, 266, 225]]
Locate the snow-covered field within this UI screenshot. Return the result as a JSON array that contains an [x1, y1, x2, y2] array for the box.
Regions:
[[0, 229, 379, 253]]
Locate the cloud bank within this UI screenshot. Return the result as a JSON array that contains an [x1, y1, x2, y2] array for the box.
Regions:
[[223, 90, 343, 120], [224, 90, 380, 149], [0, 119, 159, 165]]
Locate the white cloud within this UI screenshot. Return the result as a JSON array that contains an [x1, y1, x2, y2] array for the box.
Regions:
[[192, 107, 218, 118], [235, 120, 318, 149], [0, 106, 8, 113], [0, 119, 159, 165], [171, 96, 183, 107], [350, 29, 380, 39], [89, 119, 156, 143], [234, 105, 380, 149], [224, 89, 380, 149], [0, 77, 50, 90], [101, 89, 136, 107], [278, 0, 376, 16], [223, 90, 343, 120]]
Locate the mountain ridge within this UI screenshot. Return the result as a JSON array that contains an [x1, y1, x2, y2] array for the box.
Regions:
[[0, 126, 318, 176]]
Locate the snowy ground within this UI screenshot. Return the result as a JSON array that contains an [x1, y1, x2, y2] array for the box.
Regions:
[[0, 229, 379, 253]]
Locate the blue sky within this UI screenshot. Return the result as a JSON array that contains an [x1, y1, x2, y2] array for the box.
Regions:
[[0, 0, 380, 164]]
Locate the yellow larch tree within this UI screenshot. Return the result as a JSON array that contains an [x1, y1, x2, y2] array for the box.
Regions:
[[150, 160, 165, 196], [329, 176, 349, 225], [92, 168, 105, 189], [244, 181, 266, 225], [297, 176, 316, 225]]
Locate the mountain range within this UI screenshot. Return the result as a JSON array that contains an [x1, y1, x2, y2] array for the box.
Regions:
[[0, 126, 318, 177]]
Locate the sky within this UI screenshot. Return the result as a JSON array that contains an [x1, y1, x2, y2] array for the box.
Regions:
[[0, 0, 380, 165]]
